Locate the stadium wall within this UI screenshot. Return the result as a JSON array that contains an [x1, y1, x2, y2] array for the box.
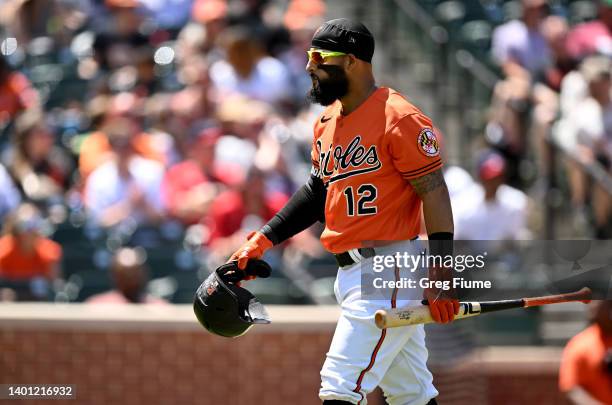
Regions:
[[0, 304, 568, 405]]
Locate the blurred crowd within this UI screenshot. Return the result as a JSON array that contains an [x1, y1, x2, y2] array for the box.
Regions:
[[0, 0, 611, 303], [475, 0, 612, 240], [432, 0, 612, 246], [0, 0, 326, 301]]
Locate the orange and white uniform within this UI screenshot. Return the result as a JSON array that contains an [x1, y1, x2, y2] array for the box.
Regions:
[[317, 87, 440, 405], [311, 87, 442, 253]]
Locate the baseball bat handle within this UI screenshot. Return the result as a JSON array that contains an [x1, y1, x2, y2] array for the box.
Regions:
[[523, 287, 592, 307], [375, 302, 487, 329], [375, 287, 592, 329]]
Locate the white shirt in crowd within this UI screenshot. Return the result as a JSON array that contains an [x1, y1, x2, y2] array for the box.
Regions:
[[0, 163, 21, 220], [559, 70, 588, 118], [444, 165, 476, 202], [84, 156, 164, 225], [210, 56, 292, 105], [453, 184, 529, 241], [491, 19, 550, 77], [556, 96, 612, 158]]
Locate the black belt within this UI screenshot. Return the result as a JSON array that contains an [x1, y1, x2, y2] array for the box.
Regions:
[[334, 237, 419, 267], [334, 248, 376, 267]]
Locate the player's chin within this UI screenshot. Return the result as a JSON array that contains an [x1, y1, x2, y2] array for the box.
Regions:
[[307, 88, 336, 106]]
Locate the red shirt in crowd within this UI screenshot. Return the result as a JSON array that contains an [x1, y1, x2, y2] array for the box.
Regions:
[[206, 190, 288, 244], [162, 160, 245, 224], [0, 72, 37, 120], [566, 21, 611, 60], [0, 235, 62, 280]]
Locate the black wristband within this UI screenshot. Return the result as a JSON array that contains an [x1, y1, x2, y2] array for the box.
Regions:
[[260, 224, 278, 246], [428, 232, 454, 258]]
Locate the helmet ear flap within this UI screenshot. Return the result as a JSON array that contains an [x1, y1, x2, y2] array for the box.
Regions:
[[228, 282, 270, 324], [247, 299, 271, 324]]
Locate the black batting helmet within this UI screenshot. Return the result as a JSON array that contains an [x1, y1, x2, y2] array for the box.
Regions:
[[193, 260, 271, 338]]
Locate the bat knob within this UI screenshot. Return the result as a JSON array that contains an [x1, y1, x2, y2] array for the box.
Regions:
[[578, 287, 592, 304], [374, 310, 386, 329]]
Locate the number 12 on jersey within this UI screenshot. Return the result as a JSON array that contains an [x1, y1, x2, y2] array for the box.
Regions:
[[343, 184, 378, 216]]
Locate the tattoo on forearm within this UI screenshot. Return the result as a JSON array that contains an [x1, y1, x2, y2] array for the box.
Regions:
[[409, 169, 447, 196]]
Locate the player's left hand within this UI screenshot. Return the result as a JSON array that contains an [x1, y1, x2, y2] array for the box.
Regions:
[[424, 266, 460, 324], [229, 231, 273, 273]]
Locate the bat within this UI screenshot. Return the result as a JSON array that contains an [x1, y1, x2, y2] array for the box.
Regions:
[[374, 287, 592, 329]]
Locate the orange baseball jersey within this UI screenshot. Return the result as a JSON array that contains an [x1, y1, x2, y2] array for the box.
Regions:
[[559, 324, 612, 404], [311, 87, 443, 253]]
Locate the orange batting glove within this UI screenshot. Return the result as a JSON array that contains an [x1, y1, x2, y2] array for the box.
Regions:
[[424, 266, 460, 324], [229, 231, 274, 272]]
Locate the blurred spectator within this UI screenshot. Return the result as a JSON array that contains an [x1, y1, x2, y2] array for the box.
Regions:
[[566, 0, 612, 62], [541, 15, 575, 93], [488, 0, 552, 180], [161, 54, 214, 154], [216, 94, 270, 142], [191, 0, 228, 56], [486, 73, 530, 181], [84, 117, 165, 228], [532, 16, 574, 184], [278, 0, 325, 104], [144, 93, 184, 166], [444, 164, 476, 205], [51, 0, 91, 45], [556, 56, 612, 237], [283, 0, 325, 32], [491, 0, 551, 80], [0, 203, 62, 301], [175, 22, 208, 62], [1, 111, 74, 204], [161, 126, 224, 225], [215, 95, 296, 194], [559, 67, 590, 119], [0, 55, 38, 130], [205, 166, 288, 255], [559, 300, 612, 405], [89, 0, 150, 81], [78, 93, 164, 180], [210, 25, 292, 106], [454, 151, 529, 240], [86, 247, 167, 304], [0, 163, 21, 222], [0, 0, 57, 44], [139, 0, 193, 31]]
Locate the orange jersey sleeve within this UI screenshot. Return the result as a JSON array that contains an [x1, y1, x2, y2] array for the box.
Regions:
[[386, 113, 442, 180]]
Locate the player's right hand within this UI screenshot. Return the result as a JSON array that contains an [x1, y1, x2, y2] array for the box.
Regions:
[[229, 231, 273, 272], [424, 266, 460, 324]]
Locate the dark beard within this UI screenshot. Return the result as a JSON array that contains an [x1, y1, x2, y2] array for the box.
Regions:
[[307, 65, 349, 106]]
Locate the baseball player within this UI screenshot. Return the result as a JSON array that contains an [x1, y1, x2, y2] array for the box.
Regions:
[[230, 18, 459, 405]]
